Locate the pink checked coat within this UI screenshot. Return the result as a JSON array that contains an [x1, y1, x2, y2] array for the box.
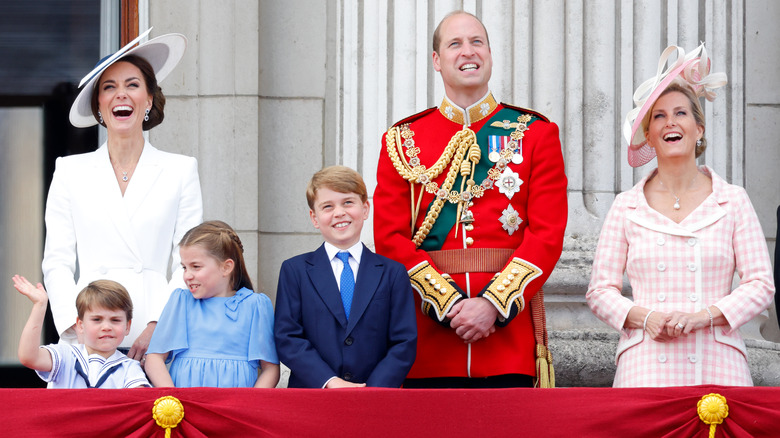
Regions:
[[587, 167, 775, 387]]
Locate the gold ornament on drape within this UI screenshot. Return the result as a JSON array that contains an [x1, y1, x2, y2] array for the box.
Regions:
[[697, 393, 728, 438], [153, 396, 185, 438]]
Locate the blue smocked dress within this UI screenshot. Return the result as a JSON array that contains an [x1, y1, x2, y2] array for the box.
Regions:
[[148, 287, 278, 387]]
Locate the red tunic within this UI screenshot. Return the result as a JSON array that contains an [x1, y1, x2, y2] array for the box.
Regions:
[[374, 95, 568, 378]]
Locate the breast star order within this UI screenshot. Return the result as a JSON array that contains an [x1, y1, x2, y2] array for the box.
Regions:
[[494, 167, 523, 200], [499, 204, 522, 236]]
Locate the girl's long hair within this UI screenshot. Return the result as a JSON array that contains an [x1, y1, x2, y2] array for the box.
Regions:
[[179, 220, 253, 291]]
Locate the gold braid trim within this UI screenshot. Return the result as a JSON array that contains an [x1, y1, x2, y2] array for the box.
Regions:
[[408, 261, 464, 321], [385, 125, 476, 247], [481, 257, 542, 319], [386, 125, 461, 182]]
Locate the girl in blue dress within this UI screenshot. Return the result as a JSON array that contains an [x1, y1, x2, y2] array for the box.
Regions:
[[145, 220, 279, 387]]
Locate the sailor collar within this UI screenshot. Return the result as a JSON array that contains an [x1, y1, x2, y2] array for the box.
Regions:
[[438, 92, 498, 126]]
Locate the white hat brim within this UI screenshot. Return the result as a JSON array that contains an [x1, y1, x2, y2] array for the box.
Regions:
[[69, 30, 187, 128]]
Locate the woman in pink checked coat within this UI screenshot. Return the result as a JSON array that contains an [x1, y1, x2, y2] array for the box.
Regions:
[[586, 45, 775, 387]]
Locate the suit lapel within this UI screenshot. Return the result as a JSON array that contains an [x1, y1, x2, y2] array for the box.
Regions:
[[92, 145, 143, 259], [306, 245, 349, 328], [346, 244, 382, 334], [123, 142, 163, 220]]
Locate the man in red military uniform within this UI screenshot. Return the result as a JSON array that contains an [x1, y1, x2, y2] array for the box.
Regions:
[[373, 10, 568, 388]]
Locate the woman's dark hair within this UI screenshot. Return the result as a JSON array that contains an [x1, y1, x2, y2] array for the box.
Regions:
[[90, 54, 166, 130]]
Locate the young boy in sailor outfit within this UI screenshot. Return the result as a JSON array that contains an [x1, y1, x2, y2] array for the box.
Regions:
[[13, 276, 149, 388]]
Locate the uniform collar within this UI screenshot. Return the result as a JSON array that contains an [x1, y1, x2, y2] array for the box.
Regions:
[[438, 91, 497, 126]]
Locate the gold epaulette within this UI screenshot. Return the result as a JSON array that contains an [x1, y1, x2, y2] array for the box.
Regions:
[[499, 102, 550, 123], [408, 261, 465, 321], [390, 107, 438, 128], [480, 257, 542, 319]]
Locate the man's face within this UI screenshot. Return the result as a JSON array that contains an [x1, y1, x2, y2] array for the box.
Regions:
[[432, 13, 492, 101]]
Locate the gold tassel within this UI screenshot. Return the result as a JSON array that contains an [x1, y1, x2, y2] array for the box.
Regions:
[[535, 344, 555, 388], [548, 354, 555, 388]]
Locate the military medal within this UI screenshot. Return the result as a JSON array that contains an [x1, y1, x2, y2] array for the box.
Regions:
[[488, 135, 507, 163], [495, 167, 522, 199], [498, 204, 522, 236], [507, 139, 523, 164]]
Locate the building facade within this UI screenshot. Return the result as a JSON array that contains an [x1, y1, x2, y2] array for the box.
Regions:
[[1, 0, 778, 384]]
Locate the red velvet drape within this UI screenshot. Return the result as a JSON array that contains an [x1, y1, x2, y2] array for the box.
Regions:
[[2, 385, 777, 437]]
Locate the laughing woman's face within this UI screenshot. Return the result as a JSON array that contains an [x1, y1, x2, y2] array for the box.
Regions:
[[97, 61, 153, 136]]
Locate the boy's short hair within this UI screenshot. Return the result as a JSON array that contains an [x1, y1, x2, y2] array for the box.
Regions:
[[76, 280, 133, 321], [306, 165, 368, 210]]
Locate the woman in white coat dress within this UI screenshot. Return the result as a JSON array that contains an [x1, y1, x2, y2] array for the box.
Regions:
[[42, 30, 203, 361]]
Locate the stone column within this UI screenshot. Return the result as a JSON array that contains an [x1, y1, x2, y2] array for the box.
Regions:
[[144, 0, 779, 385]]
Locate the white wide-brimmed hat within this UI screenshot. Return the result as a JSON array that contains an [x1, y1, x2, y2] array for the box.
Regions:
[[69, 28, 187, 128], [623, 44, 727, 167]]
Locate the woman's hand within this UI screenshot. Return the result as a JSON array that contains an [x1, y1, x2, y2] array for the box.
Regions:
[[127, 321, 157, 360], [626, 306, 673, 341], [643, 310, 674, 342], [665, 310, 710, 337]]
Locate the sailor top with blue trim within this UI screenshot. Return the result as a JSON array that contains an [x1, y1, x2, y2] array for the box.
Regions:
[[36, 343, 149, 388]]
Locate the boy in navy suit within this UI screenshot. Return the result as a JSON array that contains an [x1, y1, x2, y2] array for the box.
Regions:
[[274, 166, 417, 388]]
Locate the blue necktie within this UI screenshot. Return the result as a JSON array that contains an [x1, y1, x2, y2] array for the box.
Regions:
[[336, 251, 354, 320]]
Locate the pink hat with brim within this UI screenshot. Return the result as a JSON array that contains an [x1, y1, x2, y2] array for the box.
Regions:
[[623, 44, 727, 167], [69, 28, 187, 128]]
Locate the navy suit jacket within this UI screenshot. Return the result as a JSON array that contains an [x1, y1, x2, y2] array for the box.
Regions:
[[274, 243, 417, 388]]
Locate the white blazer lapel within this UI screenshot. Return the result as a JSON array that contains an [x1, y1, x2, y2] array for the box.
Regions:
[[623, 174, 696, 237], [92, 145, 143, 260], [123, 142, 163, 219], [628, 208, 697, 238], [626, 166, 727, 237], [680, 168, 728, 233]]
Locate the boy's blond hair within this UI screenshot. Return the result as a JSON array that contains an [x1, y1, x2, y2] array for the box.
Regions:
[[306, 165, 368, 210], [75, 280, 133, 321]]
